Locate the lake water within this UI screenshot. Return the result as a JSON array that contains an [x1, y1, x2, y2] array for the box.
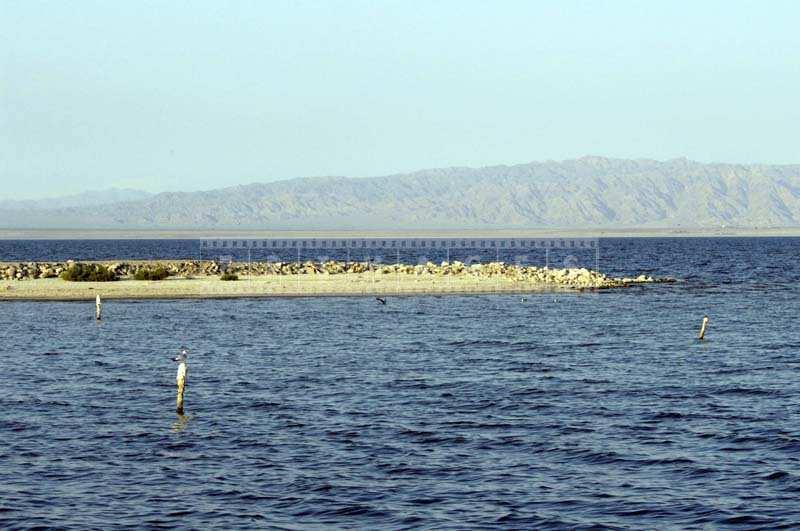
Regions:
[[1, 238, 799, 528]]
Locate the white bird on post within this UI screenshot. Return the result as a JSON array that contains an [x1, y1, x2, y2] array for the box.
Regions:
[[173, 349, 189, 414]]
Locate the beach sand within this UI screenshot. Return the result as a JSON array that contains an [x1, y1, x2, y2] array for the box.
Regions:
[[0, 273, 594, 300]]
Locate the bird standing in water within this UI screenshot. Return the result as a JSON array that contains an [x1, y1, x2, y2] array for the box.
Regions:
[[173, 349, 188, 414]]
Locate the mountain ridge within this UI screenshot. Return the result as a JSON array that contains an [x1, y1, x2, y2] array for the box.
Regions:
[[3, 157, 800, 230], [0, 188, 153, 211]]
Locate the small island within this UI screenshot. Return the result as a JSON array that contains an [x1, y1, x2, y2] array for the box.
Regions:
[[0, 260, 673, 300]]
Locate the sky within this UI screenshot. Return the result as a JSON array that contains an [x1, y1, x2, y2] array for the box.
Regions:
[[2, 0, 800, 200]]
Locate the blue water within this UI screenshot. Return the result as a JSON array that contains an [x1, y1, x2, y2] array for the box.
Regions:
[[1, 238, 799, 529]]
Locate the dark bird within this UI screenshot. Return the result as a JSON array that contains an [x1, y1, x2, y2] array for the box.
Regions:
[[376, 297, 386, 305]]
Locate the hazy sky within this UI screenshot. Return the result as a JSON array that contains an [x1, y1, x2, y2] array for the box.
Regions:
[[3, 0, 799, 199]]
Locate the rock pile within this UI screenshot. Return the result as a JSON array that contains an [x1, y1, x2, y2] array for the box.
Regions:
[[0, 260, 674, 288], [2, 262, 63, 280]]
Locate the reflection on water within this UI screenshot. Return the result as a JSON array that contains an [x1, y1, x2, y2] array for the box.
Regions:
[[172, 413, 190, 432]]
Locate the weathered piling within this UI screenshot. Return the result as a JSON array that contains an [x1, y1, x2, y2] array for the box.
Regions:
[[176, 377, 186, 414], [698, 315, 709, 340], [95, 295, 102, 320], [174, 350, 188, 414]]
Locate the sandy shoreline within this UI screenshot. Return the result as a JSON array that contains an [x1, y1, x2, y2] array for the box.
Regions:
[[0, 274, 604, 301], [0, 259, 670, 300]]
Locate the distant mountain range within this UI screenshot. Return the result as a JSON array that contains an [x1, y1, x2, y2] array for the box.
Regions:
[[0, 188, 153, 211], [3, 157, 800, 230]]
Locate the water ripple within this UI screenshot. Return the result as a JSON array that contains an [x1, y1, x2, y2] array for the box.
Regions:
[[2, 238, 800, 527]]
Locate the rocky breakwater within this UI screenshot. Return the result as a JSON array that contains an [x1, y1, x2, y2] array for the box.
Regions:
[[1, 262, 64, 280], [0, 260, 674, 289]]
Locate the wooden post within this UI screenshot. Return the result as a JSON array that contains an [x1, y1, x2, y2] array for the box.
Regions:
[[175, 356, 188, 414], [698, 315, 709, 340], [176, 378, 186, 414], [95, 294, 102, 320]]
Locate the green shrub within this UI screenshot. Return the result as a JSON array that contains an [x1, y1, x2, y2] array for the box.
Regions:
[[220, 272, 239, 281], [60, 264, 117, 282], [134, 267, 169, 281]]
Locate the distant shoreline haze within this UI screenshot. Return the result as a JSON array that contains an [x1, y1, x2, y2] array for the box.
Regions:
[[2, 157, 800, 231]]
